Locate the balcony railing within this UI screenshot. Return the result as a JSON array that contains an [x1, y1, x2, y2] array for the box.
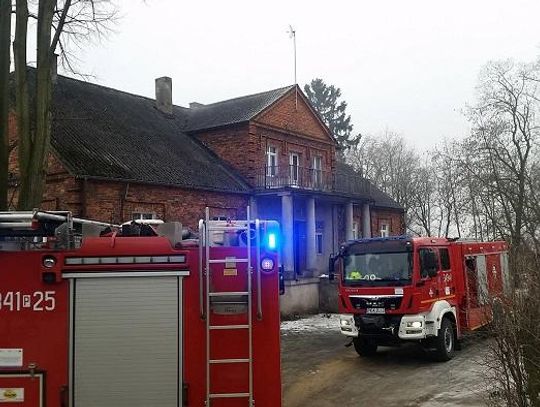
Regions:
[[254, 166, 372, 196]]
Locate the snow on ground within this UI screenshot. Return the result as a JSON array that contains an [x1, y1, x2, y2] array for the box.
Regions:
[[280, 313, 341, 335]]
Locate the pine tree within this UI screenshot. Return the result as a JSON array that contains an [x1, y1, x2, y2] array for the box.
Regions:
[[304, 78, 360, 158]]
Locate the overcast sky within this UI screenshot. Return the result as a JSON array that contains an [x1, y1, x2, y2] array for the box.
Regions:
[[73, 0, 540, 150]]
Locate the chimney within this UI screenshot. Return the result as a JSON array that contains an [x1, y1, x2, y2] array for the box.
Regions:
[[189, 102, 205, 109], [155, 76, 173, 114]]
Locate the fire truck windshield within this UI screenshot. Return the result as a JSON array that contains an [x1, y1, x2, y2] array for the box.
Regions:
[[343, 251, 412, 286]]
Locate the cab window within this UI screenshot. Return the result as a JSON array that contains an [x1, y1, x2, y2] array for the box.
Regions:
[[439, 248, 450, 270], [419, 248, 439, 279]]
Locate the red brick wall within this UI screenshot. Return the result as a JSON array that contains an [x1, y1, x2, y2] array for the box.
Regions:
[[371, 208, 405, 237], [255, 90, 331, 142], [256, 126, 335, 176], [192, 90, 337, 181], [83, 180, 249, 230], [192, 123, 258, 183]]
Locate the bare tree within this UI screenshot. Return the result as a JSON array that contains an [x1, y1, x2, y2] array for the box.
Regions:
[[0, 0, 11, 210], [7, 0, 117, 209]]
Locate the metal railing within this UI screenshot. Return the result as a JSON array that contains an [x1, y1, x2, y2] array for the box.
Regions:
[[254, 166, 371, 196]]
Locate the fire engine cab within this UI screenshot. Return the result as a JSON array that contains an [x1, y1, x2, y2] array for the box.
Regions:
[[0, 208, 282, 406], [330, 236, 509, 361]]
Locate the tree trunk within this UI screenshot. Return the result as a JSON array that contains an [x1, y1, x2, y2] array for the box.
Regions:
[[14, 0, 31, 210], [17, 0, 55, 209], [0, 0, 11, 210]]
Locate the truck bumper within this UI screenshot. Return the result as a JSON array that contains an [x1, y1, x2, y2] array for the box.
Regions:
[[397, 314, 430, 340]]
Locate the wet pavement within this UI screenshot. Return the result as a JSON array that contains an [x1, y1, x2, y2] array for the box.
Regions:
[[281, 314, 491, 407]]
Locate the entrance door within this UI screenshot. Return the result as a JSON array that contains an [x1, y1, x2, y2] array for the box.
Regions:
[[294, 221, 307, 276], [71, 276, 181, 407]]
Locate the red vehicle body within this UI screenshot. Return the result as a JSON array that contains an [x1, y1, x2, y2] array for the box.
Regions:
[[0, 212, 282, 406], [334, 236, 509, 361]]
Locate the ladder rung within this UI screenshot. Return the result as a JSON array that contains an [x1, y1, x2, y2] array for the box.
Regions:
[[208, 291, 248, 297], [209, 393, 250, 399], [209, 324, 249, 330], [210, 301, 247, 305], [207, 226, 249, 231], [209, 358, 250, 364], [208, 258, 249, 264]]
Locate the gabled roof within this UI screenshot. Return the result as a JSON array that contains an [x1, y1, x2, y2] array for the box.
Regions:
[[185, 85, 295, 132], [335, 162, 404, 210], [42, 73, 251, 193]]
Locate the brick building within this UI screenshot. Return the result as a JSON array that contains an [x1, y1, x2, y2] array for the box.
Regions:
[[8, 72, 404, 314]]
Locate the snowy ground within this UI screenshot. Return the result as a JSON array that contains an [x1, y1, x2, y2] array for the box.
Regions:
[[281, 314, 490, 407], [280, 313, 340, 335]]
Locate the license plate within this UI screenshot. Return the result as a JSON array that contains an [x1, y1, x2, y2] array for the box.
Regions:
[[366, 307, 385, 314]]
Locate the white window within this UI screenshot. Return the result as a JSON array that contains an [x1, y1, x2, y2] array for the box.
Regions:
[[312, 156, 323, 187], [316, 232, 323, 255], [289, 153, 300, 186], [133, 212, 156, 221], [352, 222, 359, 239], [266, 146, 278, 177], [380, 223, 389, 237]]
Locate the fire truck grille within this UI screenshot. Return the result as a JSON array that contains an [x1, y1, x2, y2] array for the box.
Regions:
[[354, 314, 403, 337], [350, 296, 403, 311]]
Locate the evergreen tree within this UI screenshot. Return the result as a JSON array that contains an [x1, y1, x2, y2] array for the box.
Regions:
[[304, 78, 360, 158]]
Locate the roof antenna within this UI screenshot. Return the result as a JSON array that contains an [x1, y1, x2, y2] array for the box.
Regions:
[[287, 25, 297, 111]]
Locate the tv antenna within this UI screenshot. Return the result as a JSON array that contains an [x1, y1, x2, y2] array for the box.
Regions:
[[287, 25, 298, 110]]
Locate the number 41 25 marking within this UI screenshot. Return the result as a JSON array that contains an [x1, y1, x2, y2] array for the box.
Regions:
[[0, 291, 56, 311]]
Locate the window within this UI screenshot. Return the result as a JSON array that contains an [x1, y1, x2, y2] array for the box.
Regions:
[[133, 212, 156, 220], [289, 153, 300, 186], [419, 248, 439, 279], [380, 223, 389, 237], [266, 146, 278, 176], [312, 156, 323, 187], [439, 248, 450, 270], [316, 232, 323, 255], [352, 222, 359, 239]]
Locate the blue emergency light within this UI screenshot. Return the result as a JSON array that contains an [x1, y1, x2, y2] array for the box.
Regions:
[[267, 233, 277, 250], [261, 220, 280, 251]]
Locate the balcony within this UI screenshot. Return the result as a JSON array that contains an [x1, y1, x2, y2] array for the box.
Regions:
[[254, 166, 372, 197]]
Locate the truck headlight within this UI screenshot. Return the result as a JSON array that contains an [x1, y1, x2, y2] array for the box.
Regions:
[[406, 321, 423, 328]]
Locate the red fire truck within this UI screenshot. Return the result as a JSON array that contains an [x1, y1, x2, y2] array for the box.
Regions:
[[0, 208, 282, 406], [330, 236, 509, 361]]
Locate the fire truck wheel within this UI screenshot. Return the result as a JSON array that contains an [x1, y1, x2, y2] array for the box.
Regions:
[[353, 337, 378, 357], [433, 317, 455, 362]]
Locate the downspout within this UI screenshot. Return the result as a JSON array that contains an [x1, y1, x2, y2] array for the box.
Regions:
[[120, 183, 130, 223], [80, 177, 88, 217]]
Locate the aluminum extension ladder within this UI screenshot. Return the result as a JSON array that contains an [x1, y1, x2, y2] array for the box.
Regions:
[[199, 206, 260, 406]]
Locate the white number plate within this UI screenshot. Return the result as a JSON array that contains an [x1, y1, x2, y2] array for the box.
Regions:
[[366, 307, 385, 314], [0, 291, 56, 312]]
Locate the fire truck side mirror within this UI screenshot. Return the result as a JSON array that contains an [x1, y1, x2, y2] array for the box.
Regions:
[[328, 255, 335, 281]]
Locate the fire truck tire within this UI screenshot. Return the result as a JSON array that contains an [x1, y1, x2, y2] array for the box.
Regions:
[[433, 317, 455, 362], [353, 337, 378, 357]]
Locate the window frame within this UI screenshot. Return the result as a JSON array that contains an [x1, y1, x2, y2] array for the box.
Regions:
[[312, 155, 323, 186], [316, 232, 324, 255], [132, 212, 156, 221], [289, 152, 300, 185], [380, 223, 389, 237], [266, 146, 278, 177]]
